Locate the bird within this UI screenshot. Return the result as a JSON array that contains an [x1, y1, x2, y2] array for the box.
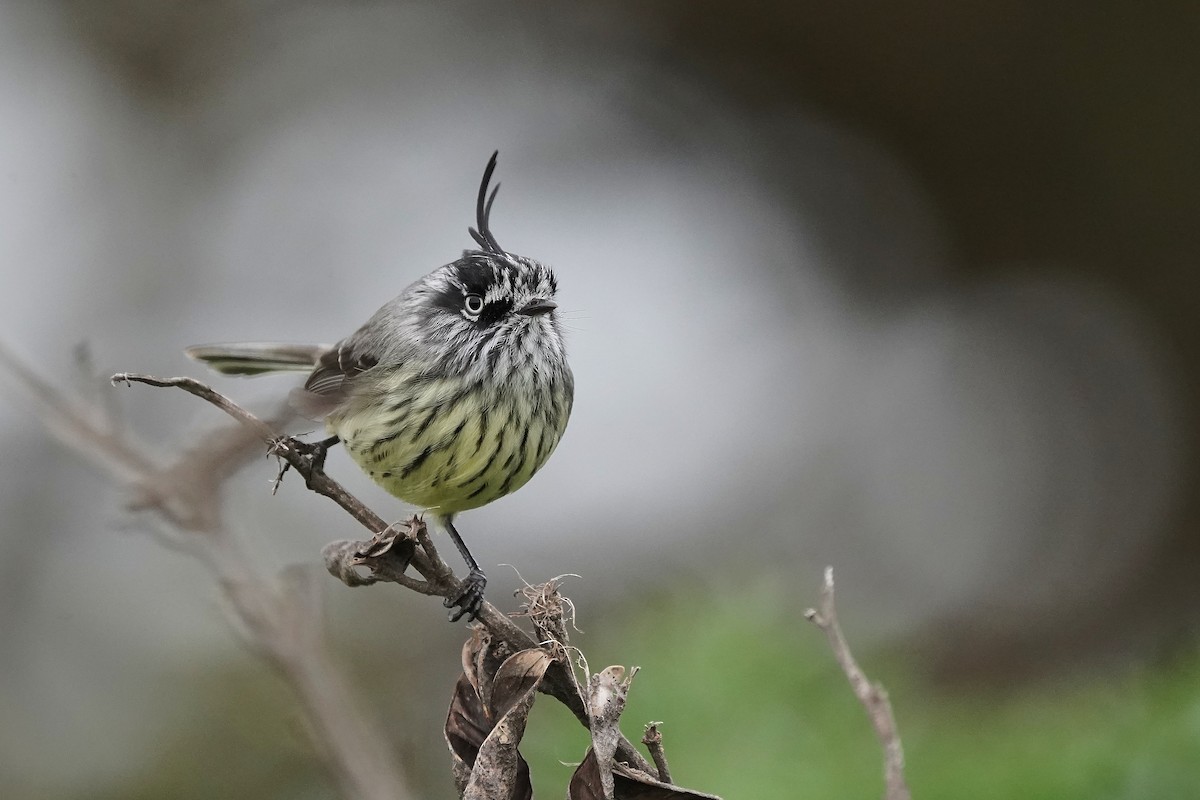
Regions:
[[186, 152, 574, 621]]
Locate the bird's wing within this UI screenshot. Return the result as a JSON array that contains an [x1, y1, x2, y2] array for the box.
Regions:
[[290, 338, 380, 419]]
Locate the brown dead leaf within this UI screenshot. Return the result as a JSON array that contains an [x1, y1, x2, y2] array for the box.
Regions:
[[568, 750, 723, 800], [567, 665, 722, 800], [445, 635, 553, 800]]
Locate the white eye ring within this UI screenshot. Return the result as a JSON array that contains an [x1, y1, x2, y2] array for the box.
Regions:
[[464, 294, 484, 316]]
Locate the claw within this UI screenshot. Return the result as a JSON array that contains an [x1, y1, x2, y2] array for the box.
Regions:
[[275, 434, 339, 488], [444, 569, 487, 622], [291, 435, 335, 471]]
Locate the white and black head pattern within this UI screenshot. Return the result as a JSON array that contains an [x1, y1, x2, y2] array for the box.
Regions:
[[413, 250, 563, 378]]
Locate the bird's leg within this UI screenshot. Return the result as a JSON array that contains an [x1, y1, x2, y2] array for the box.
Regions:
[[441, 517, 486, 622]]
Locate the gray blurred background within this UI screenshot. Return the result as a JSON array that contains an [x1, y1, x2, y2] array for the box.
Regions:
[[1, 1, 1197, 797]]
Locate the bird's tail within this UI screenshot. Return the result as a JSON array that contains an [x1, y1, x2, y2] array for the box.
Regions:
[[185, 342, 330, 376]]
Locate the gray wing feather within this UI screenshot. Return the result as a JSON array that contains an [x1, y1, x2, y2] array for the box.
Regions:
[[185, 342, 330, 375]]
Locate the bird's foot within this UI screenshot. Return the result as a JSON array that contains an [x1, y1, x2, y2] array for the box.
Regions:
[[272, 434, 339, 490], [288, 434, 337, 473], [444, 569, 487, 622]]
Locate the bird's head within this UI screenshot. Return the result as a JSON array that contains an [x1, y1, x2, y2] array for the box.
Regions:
[[404, 153, 567, 383]]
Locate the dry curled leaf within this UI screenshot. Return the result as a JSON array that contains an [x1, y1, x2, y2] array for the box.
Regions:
[[568, 749, 608, 800], [568, 665, 722, 800], [568, 750, 722, 800], [446, 633, 553, 799], [354, 516, 419, 560]]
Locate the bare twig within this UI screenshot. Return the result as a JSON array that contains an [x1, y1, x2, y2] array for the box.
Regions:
[[805, 567, 911, 800], [3, 349, 415, 800], [110, 373, 394, 538], [641, 722, 672, 783]]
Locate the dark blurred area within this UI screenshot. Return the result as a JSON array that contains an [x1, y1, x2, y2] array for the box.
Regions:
[[2, 1, 1198, 797], [645, 0, 1200, 674], [627, 0, 1200, 678]]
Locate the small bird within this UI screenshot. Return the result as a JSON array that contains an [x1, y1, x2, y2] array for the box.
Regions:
[[187, 152, 574, 621]]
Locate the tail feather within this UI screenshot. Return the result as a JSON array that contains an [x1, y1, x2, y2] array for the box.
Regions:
[[185, 342, 329, 376]]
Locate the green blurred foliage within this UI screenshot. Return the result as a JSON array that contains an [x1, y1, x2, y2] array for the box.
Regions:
[[521, 582, 1200, 799]]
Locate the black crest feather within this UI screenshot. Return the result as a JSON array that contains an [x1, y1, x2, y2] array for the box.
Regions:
[[468, 150, 504, 254]]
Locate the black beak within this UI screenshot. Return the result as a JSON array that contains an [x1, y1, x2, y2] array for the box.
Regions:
[[516, 298, 557, 317]]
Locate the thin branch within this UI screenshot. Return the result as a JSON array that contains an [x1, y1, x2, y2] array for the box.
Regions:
[[642, 722, 672, 783], [111, 374, 420, 561], [805, 567, 911, 800]]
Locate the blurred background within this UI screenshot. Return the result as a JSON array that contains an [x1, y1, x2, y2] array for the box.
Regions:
[[2, 1, 1198, 797]]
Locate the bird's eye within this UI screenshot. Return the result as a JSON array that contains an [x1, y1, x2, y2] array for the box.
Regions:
[[464, 294, 484, 315]]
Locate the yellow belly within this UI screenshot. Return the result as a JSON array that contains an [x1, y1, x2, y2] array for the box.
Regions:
[[328, 371, 567, 516]]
